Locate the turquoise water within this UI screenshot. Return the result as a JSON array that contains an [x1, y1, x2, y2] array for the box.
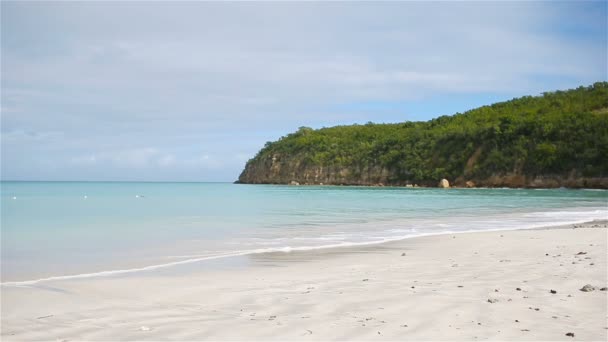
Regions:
[[1, 181, 607, 284]]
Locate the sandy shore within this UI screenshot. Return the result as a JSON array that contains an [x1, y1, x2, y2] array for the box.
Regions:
[[2, 221, 607, 341]]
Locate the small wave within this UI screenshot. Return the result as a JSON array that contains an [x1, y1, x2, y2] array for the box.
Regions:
[[524, 208, 605, 218], [0, 251, 254, 287], [0, 233, 465, 287], [2, 209, 605, 287]]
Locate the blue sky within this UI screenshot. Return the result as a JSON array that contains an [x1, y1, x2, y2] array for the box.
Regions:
[[1, 1, 606, 181]]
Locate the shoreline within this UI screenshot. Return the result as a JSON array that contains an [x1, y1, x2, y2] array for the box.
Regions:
[[2, 221, 607, 341], [4, 179, 608, 190], [236, 181, 608, 190], [2, 219, 606, 287]]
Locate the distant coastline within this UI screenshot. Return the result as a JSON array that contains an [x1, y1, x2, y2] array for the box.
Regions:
[[234, 177, 608, 189]]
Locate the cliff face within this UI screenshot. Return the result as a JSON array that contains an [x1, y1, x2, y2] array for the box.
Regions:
[[237, 83, 608, 188], [238, 153, 393, 185], [237, 152, 608, 189]]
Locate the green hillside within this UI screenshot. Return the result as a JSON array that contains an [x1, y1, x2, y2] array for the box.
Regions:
[[238, 82, 608, 188]]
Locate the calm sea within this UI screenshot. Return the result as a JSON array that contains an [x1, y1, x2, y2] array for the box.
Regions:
[[1, 182, 606, 284]]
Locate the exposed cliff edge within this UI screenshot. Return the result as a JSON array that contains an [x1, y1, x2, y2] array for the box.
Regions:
[[238, 83, 608, 188]]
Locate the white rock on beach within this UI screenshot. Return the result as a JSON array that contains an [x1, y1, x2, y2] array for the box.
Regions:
[[438, 179, 450, 188]]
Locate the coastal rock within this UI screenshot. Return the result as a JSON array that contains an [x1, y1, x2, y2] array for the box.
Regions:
[[465, 181, 476, 188], [438, 179, 450, 188], [580, 284, 596, 292], [289, 181, 300, 186]]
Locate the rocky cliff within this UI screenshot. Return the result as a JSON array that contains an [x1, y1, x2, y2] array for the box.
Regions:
[[238, 154, 393, 185], [237, 151, 608, 188]]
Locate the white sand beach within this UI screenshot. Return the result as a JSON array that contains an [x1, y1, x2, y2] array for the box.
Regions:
[[1, 222, 606, 341]]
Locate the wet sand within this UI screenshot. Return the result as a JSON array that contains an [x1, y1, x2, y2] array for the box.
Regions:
[[1, 221, 607, 341]]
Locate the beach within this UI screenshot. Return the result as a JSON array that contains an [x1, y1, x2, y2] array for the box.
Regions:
[[3, 2, 608, 341], [1, 221, 606, 341]]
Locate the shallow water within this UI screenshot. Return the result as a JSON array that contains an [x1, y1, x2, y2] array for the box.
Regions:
[[1, 181, 606, 284]]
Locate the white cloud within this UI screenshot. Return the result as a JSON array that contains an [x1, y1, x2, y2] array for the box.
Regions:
[[157, 154, 176, 167], [69, 154, 97, 165], [69, 149, 225, 170], [1, 130, 64, 143], [183, 154, 224, 170], [70, 148, 170, 168], [1, 1, 605, 181]]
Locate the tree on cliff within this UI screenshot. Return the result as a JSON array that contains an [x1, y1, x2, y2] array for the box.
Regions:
[[239, 82, 608, 187]]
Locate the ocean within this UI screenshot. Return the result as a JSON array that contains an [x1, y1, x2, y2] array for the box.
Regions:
[[1, 181, 606, 285]]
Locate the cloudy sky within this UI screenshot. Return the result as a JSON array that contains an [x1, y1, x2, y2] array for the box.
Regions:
[[2, 1, 606, 181]]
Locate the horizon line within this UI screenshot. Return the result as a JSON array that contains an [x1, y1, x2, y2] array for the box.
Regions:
[[0, 180, 236, 183]]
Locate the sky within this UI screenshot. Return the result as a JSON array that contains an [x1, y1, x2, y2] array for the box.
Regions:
[[1, 1, 606, 182]]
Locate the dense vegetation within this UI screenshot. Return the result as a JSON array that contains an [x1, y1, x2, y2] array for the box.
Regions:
[[239, 82, 608, 187]]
